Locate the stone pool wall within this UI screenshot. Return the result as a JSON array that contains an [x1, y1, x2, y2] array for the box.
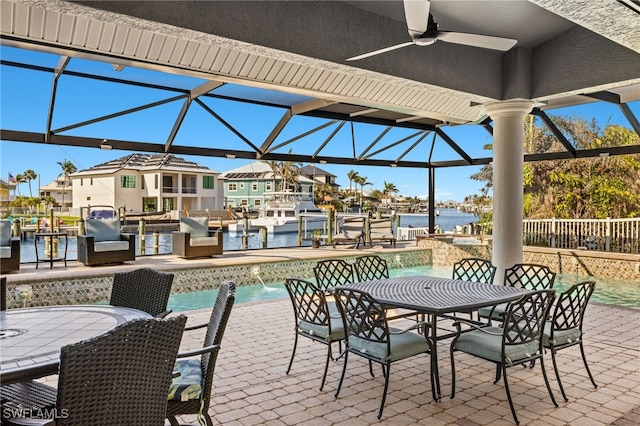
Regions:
[[3, 249, 432, 309], [417, 237, 640, 280]]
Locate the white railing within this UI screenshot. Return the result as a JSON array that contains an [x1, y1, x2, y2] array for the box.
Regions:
[[523, 217, 640, 254], [396, 226, 430, 241]]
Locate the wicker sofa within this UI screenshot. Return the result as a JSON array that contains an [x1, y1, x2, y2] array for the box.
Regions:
[[77, 218, 135, 266], [172, 217, 223, 259]]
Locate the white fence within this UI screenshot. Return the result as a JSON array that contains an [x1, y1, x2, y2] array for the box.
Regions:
[[524, 217, 640, 254], [396, 226, 430, 241]]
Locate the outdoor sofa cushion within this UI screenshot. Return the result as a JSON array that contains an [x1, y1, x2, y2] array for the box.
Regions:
[[168, 358, 202, 401], [189, 235, 219, 247], [85, 218, 121, 242], [179, 217, 209, 238], [93, 241, 130, 252], [0, 220, 11, 246], [0, 246, 11, 258]]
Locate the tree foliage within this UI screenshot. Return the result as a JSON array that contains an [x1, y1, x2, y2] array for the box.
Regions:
[[470, 115, 640, 219]]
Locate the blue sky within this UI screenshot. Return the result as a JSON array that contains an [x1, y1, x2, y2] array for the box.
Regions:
[[1, 45, 637, 202]]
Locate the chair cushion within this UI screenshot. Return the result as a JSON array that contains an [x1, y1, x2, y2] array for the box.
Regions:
[[299, 316, 345, 340], [478, 303, 508, 321], [542, 322, 582, 347], [189, 236, 218, 247], [0, 246, 11, 258], [454, 327, 540, 365], [350, 329, 429, 362], [0, 220, 11, 246], [168, 358, 202, 401], [85, 218, 121, 242], [180, 217, 209, 238], [93, 240, 130, 252]]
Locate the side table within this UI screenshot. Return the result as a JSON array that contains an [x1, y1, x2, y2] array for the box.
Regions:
[[34, 232, 68, 269]]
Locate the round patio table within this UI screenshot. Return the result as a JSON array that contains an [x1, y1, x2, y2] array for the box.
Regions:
[[0, 305, 151, 385]]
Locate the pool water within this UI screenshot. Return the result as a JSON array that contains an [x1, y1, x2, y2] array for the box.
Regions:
[[168, 265, 639, 312]]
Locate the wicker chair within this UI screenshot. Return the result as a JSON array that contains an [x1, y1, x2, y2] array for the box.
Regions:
[[110, 268, 174, 318], [333, 287, 431, 419], [77, 218, 135, 266], [0, 220, 20, 274], [284, 277, 345, 391], [543, 281, 597, 402], [166, 281, 236, 426], [478, 263, 556, 324], [450, 290, 558, 425], [354, 255, 389, 281], [172, 217, 222, 259], [0, 276, 6, 311], [313, 259, 354, 291], [1, 316, 187, 426], [452, 257, 496, 284]]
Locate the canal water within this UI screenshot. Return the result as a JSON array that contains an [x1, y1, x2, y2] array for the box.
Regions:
[[17, 208, 478, 262]]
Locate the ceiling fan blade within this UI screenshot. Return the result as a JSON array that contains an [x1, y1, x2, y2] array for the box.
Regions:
[[346, 41, 414, 61], [404, 0, 431, 38], [437, 32, 517, 51]]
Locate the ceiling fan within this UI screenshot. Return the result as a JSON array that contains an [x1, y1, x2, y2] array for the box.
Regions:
[[347, 0, 517, 61]]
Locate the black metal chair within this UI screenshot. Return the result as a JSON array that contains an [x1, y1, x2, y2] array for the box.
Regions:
[[1, 316, 187, 426], [478, 263, 556, 324], [313, 259, 354, 291], [450, 290, 558, 425], [543, 280, 597, 402], [284, 277, 345, 391], [166, 281, 236, 426], [110, 268, 174, 318], [354, 255, 389, 281], [452, 257, 496, 284], [333, 287, 431, 419]]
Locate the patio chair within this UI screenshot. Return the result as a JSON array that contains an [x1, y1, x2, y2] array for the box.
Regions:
[[478, 263, 556, 324], [367, 218, 396, 248], [333, 287, 431, 419], [167, 281, 236, 426], [110, 268, 174, 318], [77, 218, 135, 266], [172, 216, 223, 259], [452, 257, 496, 284], [1, 316, 187, 426], [450, 290, 558, 425], [0, 219, 20, 274], [543, 280, 597, 402], [332, 218, 365, 248], [354, 255, 389, 281], [284, 277, 345, 391], [313, 259, 355, 290], [0, 276, 6, 311]]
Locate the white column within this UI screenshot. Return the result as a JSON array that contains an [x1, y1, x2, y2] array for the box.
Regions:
[[483, 100, 534, 284]]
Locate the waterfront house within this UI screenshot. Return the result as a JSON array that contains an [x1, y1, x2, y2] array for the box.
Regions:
[[39, 176, 73, 209], [71, 154, 223, 214], [0, 177, 17, 210]]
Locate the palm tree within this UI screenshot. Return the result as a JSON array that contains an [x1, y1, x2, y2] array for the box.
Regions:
[[23, 169, 37, 197], [347, 170, 359, 197], [265, 160, 281, 192], [57, 159, 77, 208], [355, 175, 372, 211], [280, 159, 301, 191], [14, 173, 25, 196], [383, 181, 399, 200]]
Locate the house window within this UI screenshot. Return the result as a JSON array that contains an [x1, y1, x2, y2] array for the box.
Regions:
[[229, 183, 237, 191], [239, 183, 245, 189], [80, 178, 83, 186], [141, 177, 145, 190], [121, 175, 135, 188], [162, 198, 174, 211], [143, 197, 157, 212], [240, 199, 248, 206], [251, 182, 258, 191], [203, 175, 215, 189], [254, 199, 261, 206], [90, 177, 93, 185], [266, 182, 272, 191], [154, 174, 158, 189]]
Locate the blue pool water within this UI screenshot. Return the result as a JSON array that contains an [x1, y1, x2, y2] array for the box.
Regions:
[[168, 265, 639, 312]]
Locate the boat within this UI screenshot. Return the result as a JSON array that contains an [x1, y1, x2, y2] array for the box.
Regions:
[[227, 191, 328, 234]]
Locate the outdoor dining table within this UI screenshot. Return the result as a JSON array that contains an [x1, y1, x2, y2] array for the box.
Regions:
[[339, 276, 529, 401], [0, 305, 151, 385]]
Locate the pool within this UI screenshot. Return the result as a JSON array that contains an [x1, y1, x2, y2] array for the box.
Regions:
[[168, 265, 639, 312]]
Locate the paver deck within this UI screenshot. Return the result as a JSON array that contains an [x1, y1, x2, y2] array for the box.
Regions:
[[5, 244, 639, 424]]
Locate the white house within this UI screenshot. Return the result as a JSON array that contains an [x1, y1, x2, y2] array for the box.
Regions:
[[71, 154, 224, 214], [39, 176, 73, 208]]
